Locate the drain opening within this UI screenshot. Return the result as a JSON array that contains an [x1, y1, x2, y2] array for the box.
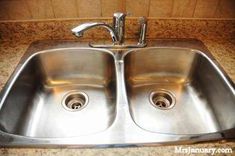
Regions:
[[62, 91, 88, 111], [150, 90, 176, 110]]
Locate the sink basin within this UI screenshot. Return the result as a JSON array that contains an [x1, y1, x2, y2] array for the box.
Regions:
[[124, 48, 235, 135], [0, 49, 116, 138], [0, 40, 234, 147]]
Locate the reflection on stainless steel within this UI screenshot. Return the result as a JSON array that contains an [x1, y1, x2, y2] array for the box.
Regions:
[[124, 48, 235, 135], [0, 49, 116, 138], [0, 40, 234, 147]]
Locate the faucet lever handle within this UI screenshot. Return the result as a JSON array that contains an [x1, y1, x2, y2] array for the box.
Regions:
[[138, 17, 147, 45], [113, 12, 127, 19]]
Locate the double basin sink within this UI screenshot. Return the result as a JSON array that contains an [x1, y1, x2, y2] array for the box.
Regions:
[[0, 39, 234, 147]]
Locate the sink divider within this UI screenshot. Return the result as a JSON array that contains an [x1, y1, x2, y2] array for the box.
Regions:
[[113, 54, 134, 125]]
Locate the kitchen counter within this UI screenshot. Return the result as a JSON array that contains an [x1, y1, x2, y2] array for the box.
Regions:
[[0, 18, 234, 155], [0, 38, 234, 155], [0, 141, 234, 156]]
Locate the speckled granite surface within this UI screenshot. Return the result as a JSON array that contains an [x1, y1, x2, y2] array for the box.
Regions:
[[0, 18, 234, 42], [0, 18, 235, 155], [0, 142, 234, 156]]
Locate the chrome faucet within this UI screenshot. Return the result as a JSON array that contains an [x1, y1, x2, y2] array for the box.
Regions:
[[71, 12, 147, 48]]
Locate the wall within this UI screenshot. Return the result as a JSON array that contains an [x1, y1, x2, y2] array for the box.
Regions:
[[0, 0, 235, 20]]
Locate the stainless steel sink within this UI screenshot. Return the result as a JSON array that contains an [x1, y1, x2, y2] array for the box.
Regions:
[[124, 48, 235, 135], [0, 49, 116, 138], [0, 39, 234, 147]]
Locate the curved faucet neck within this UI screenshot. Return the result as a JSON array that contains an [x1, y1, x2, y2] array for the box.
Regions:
[[71, 22, 118, 43]]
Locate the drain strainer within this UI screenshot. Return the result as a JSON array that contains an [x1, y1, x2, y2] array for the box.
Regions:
[[62, 91, 88, 112], [149, 90, 176, 110]]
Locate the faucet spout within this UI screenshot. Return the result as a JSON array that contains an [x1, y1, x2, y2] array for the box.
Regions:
[[71, 22, 118, 43]]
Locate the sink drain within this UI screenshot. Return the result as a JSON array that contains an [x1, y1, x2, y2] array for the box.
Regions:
[[62, 91, 88, 112], [149, 90, 176, 110]]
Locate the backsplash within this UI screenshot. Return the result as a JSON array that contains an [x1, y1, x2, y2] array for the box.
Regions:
[[0, 0, 235, 20]]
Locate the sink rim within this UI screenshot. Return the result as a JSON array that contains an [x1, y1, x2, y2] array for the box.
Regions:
[[0, 39, 234, 147]]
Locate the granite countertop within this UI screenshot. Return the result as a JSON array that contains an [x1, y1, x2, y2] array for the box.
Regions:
[[0, 18, 235, 155], [0, 38, 234, 155]]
